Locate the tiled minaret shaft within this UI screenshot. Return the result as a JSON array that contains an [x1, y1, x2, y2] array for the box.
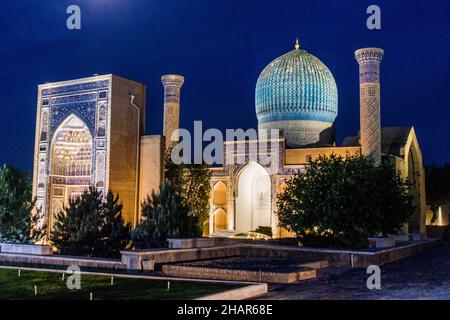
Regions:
[[161, 74, 184, 149], [355, 48, 384, 165]]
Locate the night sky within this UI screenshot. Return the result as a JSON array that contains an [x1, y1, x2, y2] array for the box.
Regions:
[[1, 0, 449, 171]]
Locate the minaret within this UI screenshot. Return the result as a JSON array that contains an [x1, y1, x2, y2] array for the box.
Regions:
[[161, 74, 184, 149], [355, 48, 384, 165]]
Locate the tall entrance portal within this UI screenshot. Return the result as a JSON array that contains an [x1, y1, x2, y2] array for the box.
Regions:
[[235, 162, 271, 232]]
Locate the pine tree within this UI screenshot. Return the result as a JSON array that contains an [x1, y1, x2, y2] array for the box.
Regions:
[[50, 187, 130, 257], [0, 165, 45, 244], [51, 187, 103, 256], [132, 180, 201, 249], [95, 191, 131, 257]]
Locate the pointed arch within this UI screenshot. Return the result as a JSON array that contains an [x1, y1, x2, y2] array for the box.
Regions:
[[212, 181, 227, 205], [212, 208, 228, 232], [235, 161, 272, 232], [404, 128, 426, 233], [50, 114, 93, 177], [48, 114, 94, 232], [51, 108, 95, 138]]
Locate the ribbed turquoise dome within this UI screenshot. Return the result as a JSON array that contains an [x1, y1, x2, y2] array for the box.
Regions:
[[256, 48, 338, 123], [255, 45, 338, 147]]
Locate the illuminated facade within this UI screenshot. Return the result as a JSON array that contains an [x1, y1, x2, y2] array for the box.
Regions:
[[209, 43, 426, 237], [208, 140, 361, 238], [32, 75, 146, 234], [32, 42, 426, 239]]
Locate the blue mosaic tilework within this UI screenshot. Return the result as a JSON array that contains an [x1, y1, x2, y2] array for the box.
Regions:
[[255, 49, 338, 124], [42, 80, 110, 135], [41, 80, 110, 96]]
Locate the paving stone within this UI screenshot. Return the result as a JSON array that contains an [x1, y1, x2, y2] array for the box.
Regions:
[[260, 242, 450, 300]]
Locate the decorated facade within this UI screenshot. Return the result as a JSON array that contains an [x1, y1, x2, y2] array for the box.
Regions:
[[208, 43, 426, 237], [32, 42, 426, 238], [32, 75, 146, 232]]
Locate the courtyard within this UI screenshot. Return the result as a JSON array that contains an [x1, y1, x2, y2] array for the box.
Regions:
[[262, 241, 450, 300]]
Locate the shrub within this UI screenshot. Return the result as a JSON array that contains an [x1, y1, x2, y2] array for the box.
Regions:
[[165, 146, 211, 232], [50, 187, 131, 257], [277, 154, 412, 249], [132, 180, 201, 249], [0, 165, 45, 244], [254, 226, 273, 237]]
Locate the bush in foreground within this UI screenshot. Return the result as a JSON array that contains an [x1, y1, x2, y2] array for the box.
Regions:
[[0, 165, 45, 244], [132, 180, 201, 249], [50, 187, 131, 257], [277, 154, 413, 249], [165, 145, 212, 233], [254, 226, 273, 237]]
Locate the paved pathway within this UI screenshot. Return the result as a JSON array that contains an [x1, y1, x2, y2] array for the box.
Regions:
[[261, 241, 450, 300]]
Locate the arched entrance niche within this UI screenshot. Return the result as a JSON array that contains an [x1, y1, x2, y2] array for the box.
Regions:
[[212, 181, 227, 206], [235, 161, 271, 232], [213, 208, 227, 232], [49, 115, 93, 229]]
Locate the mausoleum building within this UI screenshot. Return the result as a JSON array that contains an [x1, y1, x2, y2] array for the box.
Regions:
[[32, 42, 426, 239]]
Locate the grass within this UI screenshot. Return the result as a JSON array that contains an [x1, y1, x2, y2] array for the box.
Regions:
[[0, 268, 237, 300]]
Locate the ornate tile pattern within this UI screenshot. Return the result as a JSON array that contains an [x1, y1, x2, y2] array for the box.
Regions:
[[210, 139, 303, 236], [255, 48, 338, 124], [255, 47, 338, 147], [35, 79, 111, 224], [355, 48, 384, 165]]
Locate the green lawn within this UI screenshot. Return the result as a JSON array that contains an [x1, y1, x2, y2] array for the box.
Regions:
[[0, 268, 235, 300]]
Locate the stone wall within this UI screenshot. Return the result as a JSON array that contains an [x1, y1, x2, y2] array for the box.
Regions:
[[122, 239, 441, 270], [285, 146, 361, 165], [138, 135, 164, 208], [167, 237, 285, 249], [0, 252, 125, 270], [350, 240, 440, 267], [0, 244, 53, 255], [0, 239, 439, 272], [121, 245, 242, 270], [162, 264, 315, 283], [109, 75, 147, 225]]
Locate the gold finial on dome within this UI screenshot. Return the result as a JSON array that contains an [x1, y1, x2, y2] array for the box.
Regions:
[[295, 38, 300, 50]]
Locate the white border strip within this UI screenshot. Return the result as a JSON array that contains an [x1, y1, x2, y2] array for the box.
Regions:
[[196, 284, 268, 300], [0, 265, 255, 286]]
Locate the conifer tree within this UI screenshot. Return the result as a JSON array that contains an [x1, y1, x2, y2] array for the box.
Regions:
[[132, 180, 201, 248], [0, 165, 45, 244], [50, 187, 130, 257]]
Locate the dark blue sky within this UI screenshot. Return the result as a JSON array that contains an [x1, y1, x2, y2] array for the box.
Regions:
[[1, 0, 449, 170]]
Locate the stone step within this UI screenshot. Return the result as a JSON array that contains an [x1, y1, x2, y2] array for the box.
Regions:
[[296, 268, 317, 281], [299, 260, 330, 269], [162, 264, 317, 284]]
